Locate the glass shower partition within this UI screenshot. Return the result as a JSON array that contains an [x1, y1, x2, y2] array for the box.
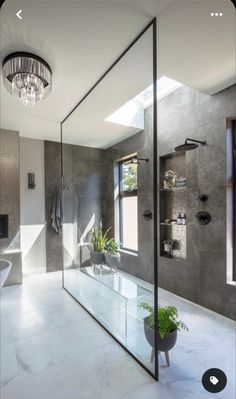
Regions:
[[61, 20, 158, 379]]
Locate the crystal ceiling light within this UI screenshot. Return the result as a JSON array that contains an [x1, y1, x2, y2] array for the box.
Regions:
[[2, 52, 52, 106]]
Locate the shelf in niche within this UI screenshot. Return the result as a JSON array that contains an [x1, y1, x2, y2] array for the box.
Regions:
[[160, 186, 186, 191], [160, 223, 186, 226], [159, 151, 187, 261], [160, 254, 186, 262]]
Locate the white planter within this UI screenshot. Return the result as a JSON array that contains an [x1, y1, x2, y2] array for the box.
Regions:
[[105, 253, 120, 270], [164, 244, 173, 256]]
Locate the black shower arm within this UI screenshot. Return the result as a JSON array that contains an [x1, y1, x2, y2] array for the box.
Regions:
[[136, 157, 149, 162], [185, 138, 206, 146]]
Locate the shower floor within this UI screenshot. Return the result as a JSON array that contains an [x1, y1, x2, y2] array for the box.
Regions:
[[1, 270, 235, 399]]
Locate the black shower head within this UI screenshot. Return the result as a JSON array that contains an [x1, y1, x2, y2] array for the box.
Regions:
[[175, 138, 206, 152], [175, 142, 198, 152]]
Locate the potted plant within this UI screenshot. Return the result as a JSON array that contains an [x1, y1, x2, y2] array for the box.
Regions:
[[163, 238, 175, 256], [139, 303, 188, 366], [90, 227, 110, 266], [105, 238, 120, 271]]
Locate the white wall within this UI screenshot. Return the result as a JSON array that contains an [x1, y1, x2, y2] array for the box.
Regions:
[[20, 137, 46, 276]]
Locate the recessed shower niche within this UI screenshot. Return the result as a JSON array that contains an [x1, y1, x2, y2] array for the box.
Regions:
[[159, 152, 187, 260]]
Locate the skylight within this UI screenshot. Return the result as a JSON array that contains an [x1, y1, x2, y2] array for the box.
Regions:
[[136, 76, 183, 108], [105, 98, 144, 129], [105, 76, 182, 128]]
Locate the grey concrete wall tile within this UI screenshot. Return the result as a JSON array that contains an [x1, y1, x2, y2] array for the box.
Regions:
[[197, 85, 236, 127], [45, 142, 63, 272], [0, 129, 22, 284], [157, 84, 236, 320]]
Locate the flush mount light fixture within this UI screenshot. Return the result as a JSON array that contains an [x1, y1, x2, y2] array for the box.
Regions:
[[2, 52, 52, 106]]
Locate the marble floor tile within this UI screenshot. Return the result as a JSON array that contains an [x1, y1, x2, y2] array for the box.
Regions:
[[0, 343, 19, 387], [1, 342, 151, 399], [2, 288, 74, 317], [5, 300, 89, 341], [1, 271, 235, 399], [57, 316, 113, 359], [121, 381, 177, 399], [13, 328, 71, 375]]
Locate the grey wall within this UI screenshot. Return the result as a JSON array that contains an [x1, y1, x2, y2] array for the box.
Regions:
[[47, 140, 106, 270], [157, 84, 236, 320], [104, 106, 154, 283], [45, 141, 63, 272], [0, 129, 22, 285], [20, 138, 46, 276], [63, 143, 106, 269], [60, 83, 236, 320], [61, 121, 154, 283]]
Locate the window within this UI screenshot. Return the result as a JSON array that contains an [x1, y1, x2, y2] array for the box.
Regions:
[[119, 157, 138, 252]]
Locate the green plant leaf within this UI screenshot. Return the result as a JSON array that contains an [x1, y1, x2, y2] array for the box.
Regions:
[[91, 227, 112, 252], [139, 303, 189, 339]]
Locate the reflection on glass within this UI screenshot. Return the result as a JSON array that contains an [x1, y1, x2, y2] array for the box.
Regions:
[[62, 26, 156, 377]]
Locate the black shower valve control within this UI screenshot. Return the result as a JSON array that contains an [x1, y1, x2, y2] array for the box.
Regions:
[[195, 211, 211, 225], [199, 194, 208, 203], [143, 210, 153, 220]]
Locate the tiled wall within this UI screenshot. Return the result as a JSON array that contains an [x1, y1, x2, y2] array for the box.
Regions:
[[64, 144, 106, 269], [60, 107, 154, 282], [0, 128, 22, 285], [46, 140, 107, 271], [104, 106, 154, 283], [45, 141, 63, 272], [158, 84, 236, 320]]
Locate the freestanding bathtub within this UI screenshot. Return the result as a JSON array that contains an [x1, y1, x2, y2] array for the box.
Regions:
[[0, 260, 12, 288]]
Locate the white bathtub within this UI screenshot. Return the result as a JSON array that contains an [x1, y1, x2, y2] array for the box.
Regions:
[[0, 260, 12, 288]]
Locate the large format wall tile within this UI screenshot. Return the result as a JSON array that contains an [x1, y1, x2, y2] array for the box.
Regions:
[[158, 84, 236, 320], [0, 129, 22, 285], [45, 141, 63, 272]]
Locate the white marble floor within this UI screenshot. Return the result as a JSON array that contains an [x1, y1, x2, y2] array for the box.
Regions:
[[1, 271, 235, 399]]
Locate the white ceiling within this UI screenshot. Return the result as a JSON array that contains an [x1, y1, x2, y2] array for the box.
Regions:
[[63, 28, 153, 148], [0, 0, 235, 146], [157, 0, 236, 94]]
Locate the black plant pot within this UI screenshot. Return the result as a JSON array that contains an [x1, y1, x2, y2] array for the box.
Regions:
[[144, 317, 177, 352], [90, 251, 105, 265]]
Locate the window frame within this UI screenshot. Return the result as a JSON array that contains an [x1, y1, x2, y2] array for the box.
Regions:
[[118, 157, 138, 253], [233, 120, 236, 282]]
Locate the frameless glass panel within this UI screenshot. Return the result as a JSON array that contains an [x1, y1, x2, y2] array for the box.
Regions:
[[157, 1, 236, 395], [62, 25, 156, 377]]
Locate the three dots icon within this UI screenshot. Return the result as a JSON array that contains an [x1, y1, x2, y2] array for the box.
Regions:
[[210, 12, 223, 16]]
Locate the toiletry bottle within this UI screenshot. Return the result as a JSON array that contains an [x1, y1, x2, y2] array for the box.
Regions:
[[177, 213, 182, 225], [182, 213, 186, 225]]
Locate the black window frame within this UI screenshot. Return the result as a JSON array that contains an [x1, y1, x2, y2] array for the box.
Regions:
[[119, 157, 138, 253], [233, 120, 236, 281]]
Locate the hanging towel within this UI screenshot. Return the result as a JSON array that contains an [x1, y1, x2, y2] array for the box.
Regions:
[[51, 185, 62, 233]]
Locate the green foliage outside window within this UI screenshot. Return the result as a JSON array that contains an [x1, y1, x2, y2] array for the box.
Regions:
[[122, 163, 137, 191]]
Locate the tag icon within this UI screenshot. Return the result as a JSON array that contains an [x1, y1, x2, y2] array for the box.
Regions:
[[210, 376, 219, 386], [202, 368, 227, 393]]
